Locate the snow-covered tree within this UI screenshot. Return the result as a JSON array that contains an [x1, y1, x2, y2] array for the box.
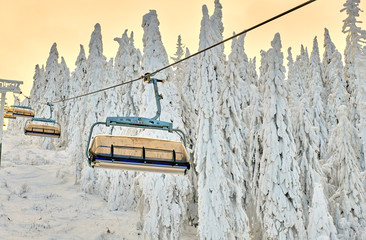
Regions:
[[180, 48, 197, 147], [324, 105, 366, 239], [356, 49, 366, 171], [194, 0, 251, 239], [114, 30, 142, 119], [172, 36, 189, 94], [287, 47, 297, 101], [247, 84, 263, 238], [179, 47, 199, 226], [43, 43, 60, 103], [55, 57, 71, 148], [171, 35, 184, 62], [257, 33, 306, 239], [323, 28, 349, 131], [326, 52, 349, 131], [308, 182, 338, 239], [107, 30, 142, 211], [218, 33, 250, 238], [287, 47, 306, 103], [133, 10, 190, 240], [341, 0, 366, 97], [341, 0, 366, 135], [287, 47, 307, 134], [257, 50, 267, 95], [229, 34, 250, 106], [323, 28, 337, 97], [297, 45, 310, 92], [247, 57, 258, 87], [292, 96, 321, 224], [81, 23, 111, 194], [243, 56, 258, 136], [30, 43, 65, 150], [68, 45, 88, 184], [308, 37, 328, 160]]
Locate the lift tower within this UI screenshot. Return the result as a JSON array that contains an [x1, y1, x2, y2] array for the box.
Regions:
[[0, 79, 23, 166]]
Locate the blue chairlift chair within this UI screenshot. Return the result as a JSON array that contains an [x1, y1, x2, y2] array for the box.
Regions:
[[86, 77, 190, 175], [24, 103, 61, 138], [8, 105, 35, 118], [4, 112, 16, 119]]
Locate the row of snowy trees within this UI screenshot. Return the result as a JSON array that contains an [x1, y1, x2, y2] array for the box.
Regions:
[[8, 0, 366, 239]]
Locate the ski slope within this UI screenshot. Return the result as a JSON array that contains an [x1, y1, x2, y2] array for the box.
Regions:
[[0, 131, 140, 239], [0, 131, 198, 239]]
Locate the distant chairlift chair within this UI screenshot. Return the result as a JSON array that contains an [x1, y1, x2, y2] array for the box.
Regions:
[[86, 76, 190, 175], [8, 105, 35, 118], [4, 112, 16, 119], [24, 103, 61, 138]]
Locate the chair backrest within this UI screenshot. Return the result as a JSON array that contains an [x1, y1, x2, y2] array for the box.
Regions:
[[90, 135, 188, 162]]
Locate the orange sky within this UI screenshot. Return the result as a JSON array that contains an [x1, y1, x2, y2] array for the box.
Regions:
[[0, 0, 365, 102]]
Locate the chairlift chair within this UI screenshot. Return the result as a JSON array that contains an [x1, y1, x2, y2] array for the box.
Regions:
[[9, 105, 35, 118], [86, 77, 190, 175], [4, 112, 16, 119], [24, 103, 61, 138], [4, 106, 13, 113]]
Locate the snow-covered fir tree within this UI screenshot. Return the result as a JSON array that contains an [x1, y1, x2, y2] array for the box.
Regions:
[[247, 57, 258, 87], [55, 57, 71, 148], [323, 28, 349, 131], [257, 33, 306, 239], [308, 37, 328, 160], [287, 47, 306, 103], [172, 36, 188, 95], [81, 23, 111, 195], [356, 48, 366, 171], [257, 50, 267, 95], [107, 30, 142, 211], [171, 35, 185, 62], [287, 47, 297, 102], [178, 47, 200, 226], [219, 33, 250, 238], [34, 43, 64, 150], [133, 10, 190, 240], [113, 30, 142, 119], [341, 0, 366, 173], [291, 95, 328, 228], [324, 105, 366, 239], [247, 83, 263, 239], [194, 0, 251, 239], [297, 45, 310, 92], [68, 45, 88, 184], [341, 0, 366, 97], [287, 47, 306, 138], [323, 28, 338, 98], [307, 182, 338, 239]]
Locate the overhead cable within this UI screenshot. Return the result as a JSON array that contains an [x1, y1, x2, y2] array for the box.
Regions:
[[43, 0, 316, 105]]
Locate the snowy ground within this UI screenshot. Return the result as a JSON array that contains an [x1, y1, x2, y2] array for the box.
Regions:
[[0, 131, 198, 239]]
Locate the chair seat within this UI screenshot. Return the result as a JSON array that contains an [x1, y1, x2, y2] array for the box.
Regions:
[[4, 113, 16, 119], [25, 123, 61, 138], [89, 135, 190, 175], [12, 108, 34, 118]]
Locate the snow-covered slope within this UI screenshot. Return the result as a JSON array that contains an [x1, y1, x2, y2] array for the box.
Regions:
[[0, 131, 198, 239], [0, 131, 139, 239]]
